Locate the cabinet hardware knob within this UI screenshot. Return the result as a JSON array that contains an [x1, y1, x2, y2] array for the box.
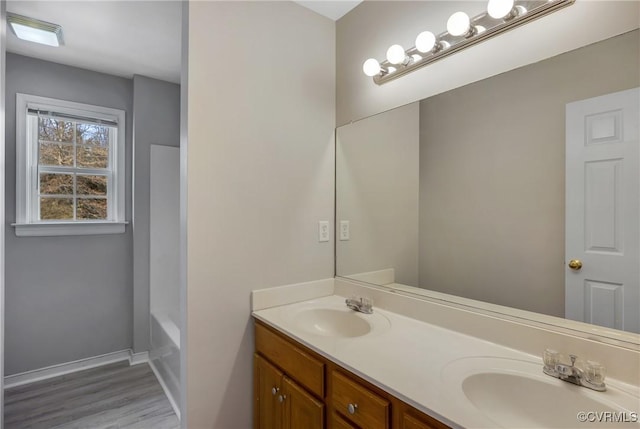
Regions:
[[347, 403, 358, 415], [278, 394, 286, 403], [568, 259, 582, 270], [271, 387, 279, 395]]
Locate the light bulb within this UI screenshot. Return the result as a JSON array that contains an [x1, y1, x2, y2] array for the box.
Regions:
[[415, 31, 437, 53], [447, 11, 471, 37], [362, 58, 381, 77], [487, 0, 515, 19], [386, 44, 406, 65]]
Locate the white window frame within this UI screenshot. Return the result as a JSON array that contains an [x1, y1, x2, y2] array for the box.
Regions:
[[13, 93, 127, 236]]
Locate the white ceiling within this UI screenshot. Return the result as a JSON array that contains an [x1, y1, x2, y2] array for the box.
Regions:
[[294, 0, 362, 21], [5, 0, 359, 83], [6, 1, 182, 84]]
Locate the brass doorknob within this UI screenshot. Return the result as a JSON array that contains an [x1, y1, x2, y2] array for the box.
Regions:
[[568, 259, 583, 270]]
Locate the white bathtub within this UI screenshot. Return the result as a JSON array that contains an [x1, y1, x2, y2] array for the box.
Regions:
[[150, 311, 180, 418]]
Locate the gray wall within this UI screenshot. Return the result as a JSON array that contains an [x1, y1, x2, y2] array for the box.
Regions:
[[4, 53, 133, 375], [132, 75, 180, 353], [186, 2, 335, 427], [418, 31, 640, 317]]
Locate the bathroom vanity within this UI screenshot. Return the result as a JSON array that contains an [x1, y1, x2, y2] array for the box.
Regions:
[[254, 320, 447, 429], [252, 282, 640, 429]]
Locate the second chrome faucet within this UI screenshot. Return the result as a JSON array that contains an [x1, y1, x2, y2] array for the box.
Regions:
[[543, 349, 606, 392]]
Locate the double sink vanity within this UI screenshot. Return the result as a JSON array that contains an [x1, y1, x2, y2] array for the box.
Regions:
[[251, 279, 640, 429]]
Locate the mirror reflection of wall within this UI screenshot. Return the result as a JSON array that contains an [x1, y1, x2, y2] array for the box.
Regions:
[[336, 30, 640, 333], [336, 103, 419, 286]]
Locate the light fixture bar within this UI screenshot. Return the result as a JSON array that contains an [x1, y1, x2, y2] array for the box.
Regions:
[[7, 13, 64, 47], [371, 0, 574, 85]]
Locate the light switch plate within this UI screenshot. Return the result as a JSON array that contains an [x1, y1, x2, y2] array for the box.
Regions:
[[339, 220, 350, 241], [318, 221, 330, 242]]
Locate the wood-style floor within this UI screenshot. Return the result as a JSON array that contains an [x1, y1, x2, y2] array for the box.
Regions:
[[4, 361, 180, 429]]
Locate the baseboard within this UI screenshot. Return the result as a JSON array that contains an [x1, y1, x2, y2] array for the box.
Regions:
[[4, 349, 178, 420], [149, 360, 181, 420], [4, 349, 131, 389], [129, 350, 149, 366]]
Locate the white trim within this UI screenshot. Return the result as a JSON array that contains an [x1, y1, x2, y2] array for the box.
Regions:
[[15, 93, 126, 235], [1, 2, 7, 426], [149, 360, 181, 420], [3, 349, 183, 422], [129, 350, 149, 366], [4, 349, 150, 388], [13, 221, 127, 237], [4, 349, 131, 389]]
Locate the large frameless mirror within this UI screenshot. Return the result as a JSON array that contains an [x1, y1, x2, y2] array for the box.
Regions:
[[336, 29, 640, 345]]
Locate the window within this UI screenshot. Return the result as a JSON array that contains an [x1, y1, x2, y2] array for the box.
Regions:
[[14, 94, 126, 236]]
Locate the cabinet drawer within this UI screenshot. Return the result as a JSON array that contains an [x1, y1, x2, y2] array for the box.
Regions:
[[403, 413, 440, 429], [331, 370, 389, 429], [331, 412, 358, 429], [255, 322, 325, 397]]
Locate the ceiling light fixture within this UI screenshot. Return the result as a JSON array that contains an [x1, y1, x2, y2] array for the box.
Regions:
[[7, 13, 64, 47], [363, 0, 574, 85]]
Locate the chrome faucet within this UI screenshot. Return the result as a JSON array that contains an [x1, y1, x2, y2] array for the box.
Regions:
[[543, 350, 606, 392], [345, 296, 373, 314]]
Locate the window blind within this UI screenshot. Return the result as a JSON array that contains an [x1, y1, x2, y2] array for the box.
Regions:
[[27, 108, 118, 127]]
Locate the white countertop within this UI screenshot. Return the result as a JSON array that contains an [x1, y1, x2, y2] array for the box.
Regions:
[[253, 295, 640, 429]]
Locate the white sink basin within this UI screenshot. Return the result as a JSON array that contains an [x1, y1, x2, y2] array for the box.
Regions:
[[291, 308, 371, 337], [442, 357, 640, 428], [281, 300, 391, 338]]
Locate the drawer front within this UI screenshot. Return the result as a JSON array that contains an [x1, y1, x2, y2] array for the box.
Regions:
[[255, 322, 324, 397], [403, 413, 437, 429], [402, 411, 450, 429], [331, 412, 358, 429], [331, 370, 389, 429]]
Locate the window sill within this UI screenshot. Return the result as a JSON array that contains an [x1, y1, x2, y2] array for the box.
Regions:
[[12, 221, 128, 237]]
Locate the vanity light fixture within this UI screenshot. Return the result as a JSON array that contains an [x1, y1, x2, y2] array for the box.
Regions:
[[386, 44, 409, 65], [362, 58, 382, 77], [364, 0, 574, 85], [488, 0, 518, 20], [447, 12, 475, 38], [415, 31, 438, 54], [7, 13, 64, 47]]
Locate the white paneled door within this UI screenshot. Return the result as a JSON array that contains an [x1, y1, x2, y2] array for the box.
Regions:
[[565, 88, 639, 334]]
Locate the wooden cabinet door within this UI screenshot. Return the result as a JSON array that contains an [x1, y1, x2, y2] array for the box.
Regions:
[[282, 376, 324, 429], [255, 354, 284, 429]]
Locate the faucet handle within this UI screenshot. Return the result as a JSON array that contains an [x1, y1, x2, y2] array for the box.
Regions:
[[585, 361, 606, 385], [543, 349, 560, 370]]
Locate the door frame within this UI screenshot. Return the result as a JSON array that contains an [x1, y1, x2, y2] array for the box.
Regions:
[[1, 0, 7, 427]]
